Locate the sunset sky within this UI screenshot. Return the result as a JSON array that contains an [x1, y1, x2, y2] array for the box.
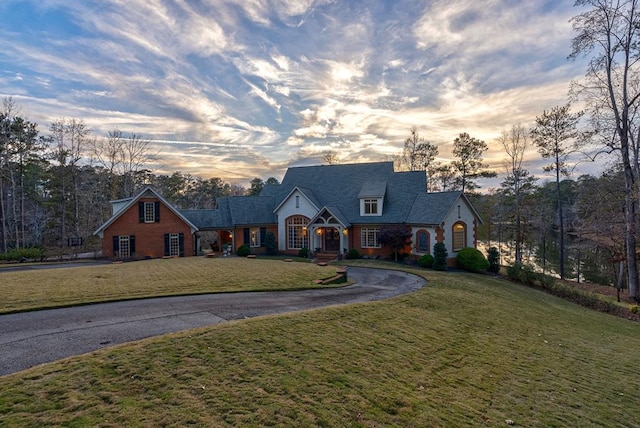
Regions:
[[0, 0, 608, 188]]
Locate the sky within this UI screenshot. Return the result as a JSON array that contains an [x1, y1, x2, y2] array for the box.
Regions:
[[0, 0, 607, 189]]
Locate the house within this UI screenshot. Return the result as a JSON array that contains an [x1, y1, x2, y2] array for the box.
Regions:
[[94, 187, 199, 259], [94, 161, 482, 265]]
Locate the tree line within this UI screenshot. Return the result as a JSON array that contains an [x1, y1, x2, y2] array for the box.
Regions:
[[388, 0, 640, 302], [0, 98, 268, 256]]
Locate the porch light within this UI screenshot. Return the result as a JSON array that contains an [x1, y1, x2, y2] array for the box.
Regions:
[[343, 229, 348, 235], [316, 229, 322, 235]]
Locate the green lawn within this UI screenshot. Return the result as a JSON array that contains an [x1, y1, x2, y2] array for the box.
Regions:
[[1, 259, 639, 426]]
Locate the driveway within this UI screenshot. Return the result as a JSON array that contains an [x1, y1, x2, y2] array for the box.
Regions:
[[0, 267, 425, 376]]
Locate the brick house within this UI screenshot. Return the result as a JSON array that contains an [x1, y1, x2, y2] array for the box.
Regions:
[[95, 162, 482, 264], [94, 187, 198, 259]]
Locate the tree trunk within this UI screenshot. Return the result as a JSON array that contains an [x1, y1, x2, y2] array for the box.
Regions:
[[556, 161, 565, 280]]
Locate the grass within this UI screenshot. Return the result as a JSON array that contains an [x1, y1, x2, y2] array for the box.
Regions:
[[1, 259, 639, 426], [0, 257, 337, 313]]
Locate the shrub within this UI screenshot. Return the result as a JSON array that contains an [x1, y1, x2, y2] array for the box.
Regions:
[[0, 247, 45, 262], [298, 247, 309, 258], [432, 242, 448, 271], [345, 249, 360, 259], [487, 247, 500, 273], [263, 231, 277, 255], [418, 254, 434, 268], [457, 247, 490, 272], [236, 244, 251, 257]]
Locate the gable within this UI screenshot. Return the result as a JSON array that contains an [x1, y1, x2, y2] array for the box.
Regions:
[[272, 162, 426, 224], [405, 192, 482, 226], [94, 186, 198, 237]]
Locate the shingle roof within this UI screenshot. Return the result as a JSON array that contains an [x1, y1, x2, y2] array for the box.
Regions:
[[405, 191, 462, 224], [270, 161, 427, 224], [177, 162, 474, 230]]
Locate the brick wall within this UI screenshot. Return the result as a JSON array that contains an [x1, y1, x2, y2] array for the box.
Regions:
[[102, 197, 194, 259]]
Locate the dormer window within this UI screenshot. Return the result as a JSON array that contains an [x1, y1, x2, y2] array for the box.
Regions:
[[364, 199, 378, 215], [361, 198, 382, 216], [358, 181, 386, 217]]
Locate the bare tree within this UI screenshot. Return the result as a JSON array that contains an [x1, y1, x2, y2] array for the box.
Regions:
[[47, 118, 92, 245], [570, 0, 640, 300], [499, 125, 537, 264], [402, 127, 439, 173], [91, 129, 156, 198], [322, 150, 341, 165]]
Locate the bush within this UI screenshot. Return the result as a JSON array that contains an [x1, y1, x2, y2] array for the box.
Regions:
[[236, 244, 251, 257], [298, 247, 309, 258], [418, 254, 434, 268], [0, 247, 45, 262], [506, 261, 627, 317], [263, 231, 277, 255], [345, 249, 360, 259], [456, 247, 490, 272], [433, 242, 448, 271], [487, 247, 500, 273]]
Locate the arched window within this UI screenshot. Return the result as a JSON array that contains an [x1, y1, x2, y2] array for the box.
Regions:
[[452, 222, 466, 251], [287, 216, 309, 250], [416, 230, 430, 253]]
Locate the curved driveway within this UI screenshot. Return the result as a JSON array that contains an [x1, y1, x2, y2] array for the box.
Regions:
[[0, 267, 425, 376]]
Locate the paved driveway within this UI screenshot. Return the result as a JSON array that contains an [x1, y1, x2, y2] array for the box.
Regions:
[[0, 267, 425, 376]]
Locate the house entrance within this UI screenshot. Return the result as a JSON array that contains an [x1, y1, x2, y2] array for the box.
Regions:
[[324, 227, 340, 252]]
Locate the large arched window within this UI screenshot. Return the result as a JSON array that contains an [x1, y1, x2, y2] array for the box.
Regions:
[[287, 216, 309, 250], [452, 222, 467, 252], [416, 230, 430, 253]]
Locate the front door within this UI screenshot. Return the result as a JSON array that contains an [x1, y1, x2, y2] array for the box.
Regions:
[[324, 228, 340, 252]]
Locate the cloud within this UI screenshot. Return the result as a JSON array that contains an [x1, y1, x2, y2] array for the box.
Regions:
[[0, 0, 601, 188]]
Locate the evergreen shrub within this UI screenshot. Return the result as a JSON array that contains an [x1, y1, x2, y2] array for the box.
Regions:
[[345, 249, 360, 259], [418, 254, 434, 268], [487, 246, 500, 273], [456, 247, 490, 272], [433, 242, 448, 271], [264, 232, 277, 255], [236, 244, 251, 257]]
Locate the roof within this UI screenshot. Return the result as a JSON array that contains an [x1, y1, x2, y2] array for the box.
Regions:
[[269, 162, 427, 224], [99, 162, 481, 233], [94, 186, 199, 237], [405, 191, 483, 225]]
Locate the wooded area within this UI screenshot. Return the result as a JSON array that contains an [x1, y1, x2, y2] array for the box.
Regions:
[[0, 98, 251, 256]]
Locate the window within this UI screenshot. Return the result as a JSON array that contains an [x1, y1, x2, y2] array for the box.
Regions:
[[364, 199, 378, 215], [169, 233, 180, 256], [452, 222, 466, 251], [139, 201, 160, 223], [287, 216, 309, 249], [113, 235, 135, 258], [361, 227, 380, 248], [144, 202, 155, 223], [295, 195, 300, 208], [250, 228, 261, 247], [164, 233, 184, 257], [417, 230, 430, 253], [119, 236, 130, 258]]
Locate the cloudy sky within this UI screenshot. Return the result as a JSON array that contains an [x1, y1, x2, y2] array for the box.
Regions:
[[0, 0, 603, 188]]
